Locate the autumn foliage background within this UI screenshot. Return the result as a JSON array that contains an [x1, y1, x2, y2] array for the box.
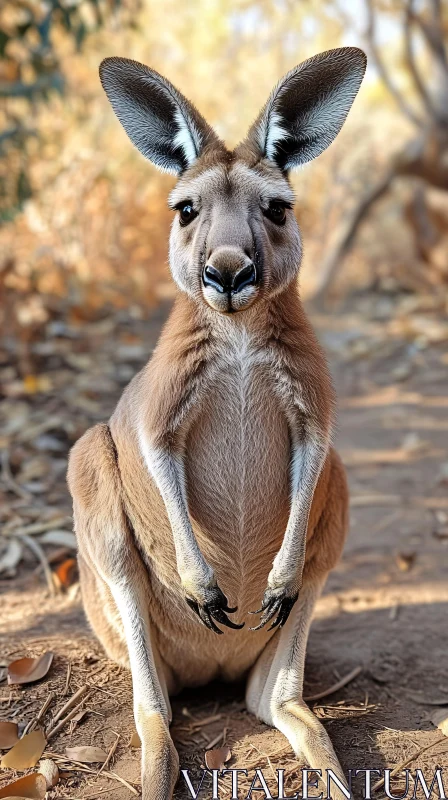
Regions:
[[1, 6, 448, 795], [1, 0, 447, 379]]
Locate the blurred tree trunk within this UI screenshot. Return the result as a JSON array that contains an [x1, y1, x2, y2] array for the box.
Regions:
[[313, 0, 448, 305]]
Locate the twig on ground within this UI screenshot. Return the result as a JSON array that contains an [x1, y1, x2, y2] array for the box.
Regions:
[[46, 690, 93, 740], [314, 702, 376, 713], [205, 730, 225, 749], [247, 742, 277, 781], [87, 664, 109, 681], [50, 685, 89, 728], [7, 518, 71, 537], [33, 547, 71, 575], [371, 510, 402, 534], [191, 713, 223, 730], [63, 663, 72, 696], [372, 736, 448, 793], [97, 732, 120, 775], [24, 692, 55, 735], [46, 754, 140, 796], [1, 449, 34, 502], [17, 533, 55, 594], [304, 666, 363, 702], [265, 743, 292, 759], [100, 769, 139, 796]]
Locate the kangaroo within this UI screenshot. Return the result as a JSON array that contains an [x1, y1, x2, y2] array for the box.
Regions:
[[68, 47, 366, 800]]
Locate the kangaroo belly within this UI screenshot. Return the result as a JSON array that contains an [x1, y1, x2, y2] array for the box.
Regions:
[[114, 355, 292, 686], [186, 359, 291, 613]]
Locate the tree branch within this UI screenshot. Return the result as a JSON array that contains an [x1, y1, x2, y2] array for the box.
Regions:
[[310, 168, 396, 306], [415, 1, 448, 78], [404, 0, 441, 125], [365, 0, 422, 128]]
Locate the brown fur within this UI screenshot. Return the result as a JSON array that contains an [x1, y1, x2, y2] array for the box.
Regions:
[[67, 47, 367, 799], [70, 417, 347, 681], [68, 280, 349, 796]]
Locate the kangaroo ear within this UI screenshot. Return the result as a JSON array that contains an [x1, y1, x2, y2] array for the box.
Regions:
[[243, 47, 366, 171], [99, 57, 220, 175]]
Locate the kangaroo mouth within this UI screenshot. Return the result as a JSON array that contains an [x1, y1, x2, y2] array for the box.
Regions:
[[202, 285, 259, 314]]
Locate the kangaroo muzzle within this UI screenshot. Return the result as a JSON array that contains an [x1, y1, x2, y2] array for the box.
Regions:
[[201, 247, 260, 314]]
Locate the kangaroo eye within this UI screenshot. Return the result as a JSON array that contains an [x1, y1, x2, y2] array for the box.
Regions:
[[178, 202, 198, 226], [263, 201, 288, 226]]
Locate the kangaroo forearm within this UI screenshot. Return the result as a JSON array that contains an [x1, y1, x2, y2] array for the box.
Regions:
[[135, 323, 220, 593], [270, 426, 330, 591], [138, 435, 214, 589], [269, 491, 316, 590], [137, 424, 242, 631]]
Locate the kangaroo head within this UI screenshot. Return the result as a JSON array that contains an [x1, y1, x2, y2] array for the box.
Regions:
[[100, 48, 366, 315]]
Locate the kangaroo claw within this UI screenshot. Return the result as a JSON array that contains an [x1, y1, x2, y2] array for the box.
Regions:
[[249, 587, 298, 631], [185, 585, 244, 634]]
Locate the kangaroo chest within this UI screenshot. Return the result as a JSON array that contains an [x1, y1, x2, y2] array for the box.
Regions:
[[185, 334, 291, 563]]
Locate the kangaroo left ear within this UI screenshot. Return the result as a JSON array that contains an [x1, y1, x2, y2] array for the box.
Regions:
[[99, 57, 221, 175], [243, 47, 367, 171]]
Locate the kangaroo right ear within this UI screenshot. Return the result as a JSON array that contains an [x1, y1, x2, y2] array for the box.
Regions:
[[99, 57, 220, 175], [242, 47, 366, 171]]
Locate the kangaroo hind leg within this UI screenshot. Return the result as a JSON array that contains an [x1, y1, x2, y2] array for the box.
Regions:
[[68, 423, 178, 800], [246, 577, 350, 800], [246, 453, 350, 800]]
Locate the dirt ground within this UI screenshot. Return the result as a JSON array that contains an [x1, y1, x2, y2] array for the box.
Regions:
[[1, 290, 448, 799]]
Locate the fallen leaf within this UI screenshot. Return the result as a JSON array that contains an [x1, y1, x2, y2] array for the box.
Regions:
[[395, 552, 416, 572], [0, 730, 46, 769], [71, 710, 87, 727], [65, 746, 107, 763], [129, 731, 141, 748], [7, 652, 54, 685], [401, 432, 428, 454], [38, 758, 59, 789], [205, 746, 231, 770], [39, 531, 77, 549], [83, 654, 99, 665], [391, 363, 412, 382], [23, 375, 51, 395], [54, 558, 78, 589], [0, 773, 46, 799], [0, 720, 19, 749], [433, 528, 448, 540], [0, 539, 23, 577], [431, 708, 448, 736], [24, 375, 39, 394]]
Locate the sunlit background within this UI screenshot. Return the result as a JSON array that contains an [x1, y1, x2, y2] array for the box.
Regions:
[[1, 6, 448, 796], [1, 0, 447, 364]]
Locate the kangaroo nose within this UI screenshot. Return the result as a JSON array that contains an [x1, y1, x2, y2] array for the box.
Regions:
[[202, 263, 257, 294], [232, 263, 257, 293], [202, 264, 227, 293]]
